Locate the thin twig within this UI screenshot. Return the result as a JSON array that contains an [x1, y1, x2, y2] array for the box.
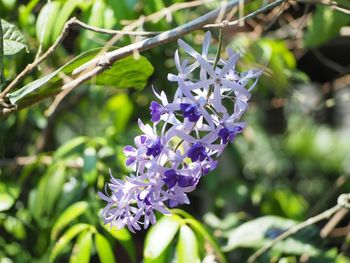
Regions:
[[204, 0, 287, 28], [71, 19, 161, 36], [248, 194, 350, 263]]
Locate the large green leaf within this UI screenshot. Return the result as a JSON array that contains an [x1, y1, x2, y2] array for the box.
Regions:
[[69, 231, 93, 263], [95, 233, 117, 263], [223, 216, 320, 256], [28, 164, 66, 225], [0, 183, 20, 212], [176, 225, 200, 263], [144, 215, 181, 261], [36, 1, 62, 47], [80, 0, 106, 50], [7, 47, 154, 107], [52, 0, 80, 41], [304, 1, 350, 48], [51, 201, 89, 240], [49, 223, 91, 263], [102, 223, 136, 263], [1, 19, 27, 55]]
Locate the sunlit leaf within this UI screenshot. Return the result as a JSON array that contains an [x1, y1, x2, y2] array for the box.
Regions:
[[80, 0, 106, 50], [52, 0, 80, 41], [35, 1, 62, 46], [1, 19, 27, 55], [83, 147, 98, 184], [51, 201, 89, 240], [95, 233, 116, 263], [304, 1, 350, 48], [69, 231, 93, 263], [144, 215, 181, 261], [0, 183, 20, 212], [54, 136, 88, 159], [176, 225, 200, 263], [50, 223, 91, 263], [102, 223, 136, 263]]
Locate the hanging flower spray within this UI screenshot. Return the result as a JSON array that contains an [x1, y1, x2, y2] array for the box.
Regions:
[[99, 32, 262, 232]]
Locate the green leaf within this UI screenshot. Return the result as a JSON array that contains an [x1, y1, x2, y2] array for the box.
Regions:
[[102, 223, 136, 263], [50, 223, 91, 263], [0, 183, 20, 212], [176, 225, 200, 263], [80, 0, 106, 50], [180, 217, 227, 263], [101, 93, 133, 133], [95, 233, 116, 263], [29, 164, 66, 224], [69, 231, 93, 263], [95, 55, 154, 89], [36, 1, 62, 47], [51, 201, 89, 240], [304, 2, 350, 48], [83, 147, 98, 184], [144, 215, 181, 261], [54, 136, 88, 159], [7, 47, 154, 107], [223, 216, 320, 256], [1, 19, 27, 55], [52, 0, 80, 41]]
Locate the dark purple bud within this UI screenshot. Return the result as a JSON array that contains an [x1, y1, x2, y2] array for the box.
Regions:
[[202, 160, 218, 175], [140, 135, 148, 144], [125, 157, 136, 166], [187, 143, 208, 162], [180, 103, 201, 122], [177, 175, 197, 187], [150, 101, 166, 122], [146, 138, 163, 157], [169, 199, 180, 208], [163, 169, 178, 188], [218, 126, 243, 144]]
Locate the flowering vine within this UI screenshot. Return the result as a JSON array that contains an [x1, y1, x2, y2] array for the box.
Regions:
[[99, 32, 261, 232]]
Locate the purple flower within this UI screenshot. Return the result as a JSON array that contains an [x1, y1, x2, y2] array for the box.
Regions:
[[163, 169, 197, 189], [187, 143, 208, 162], [180, 103, 201, 122], [218, 125, 244, 144], [150, 101, 167, 122], [146, 138, 163, 157], [99, 31, 261, 232], [163, 169, 178, 188]]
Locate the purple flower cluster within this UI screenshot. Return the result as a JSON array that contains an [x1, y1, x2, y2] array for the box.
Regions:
[[99, 32, 261, 232]]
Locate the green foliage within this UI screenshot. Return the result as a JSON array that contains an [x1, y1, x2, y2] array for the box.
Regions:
[[304, 1, 350, 47], [1, 19, 27, 56], [1, 1, 349, 263]]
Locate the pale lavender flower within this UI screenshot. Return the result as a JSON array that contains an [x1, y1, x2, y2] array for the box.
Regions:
[[99, 31, 261, 231]]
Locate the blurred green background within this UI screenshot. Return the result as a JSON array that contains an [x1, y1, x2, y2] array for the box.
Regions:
[[1, 0, 350, 262]]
